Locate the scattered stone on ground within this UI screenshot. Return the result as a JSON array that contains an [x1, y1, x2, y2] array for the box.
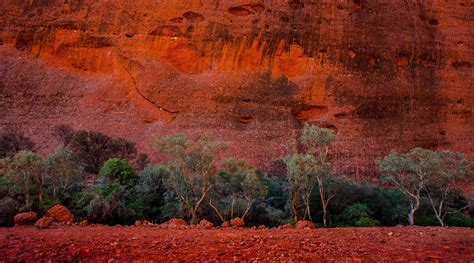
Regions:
[[1, 226, 473, 261]]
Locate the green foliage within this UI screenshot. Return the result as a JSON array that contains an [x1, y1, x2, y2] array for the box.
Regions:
[[156, 132, 227, 224], [0, 129, 35, 159], [209, 159, 267, 222], [86, 158, 139, 225], [415, 215, 440, 226], [45, 147, 83, 201], [99, 158, 137, 187], [339, 203, 379, 227], [131, 165, 169, 220], [446, 212, 474, 227], [70, 191, 95, 220], [300, 124, 336, 155], [4, 150, 46, 209], [377, 148, 473, 226], [355, 217, 380, 227], [285, 124, 336, 225]]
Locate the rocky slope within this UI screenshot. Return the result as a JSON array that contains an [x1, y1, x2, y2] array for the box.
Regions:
[[0, 0, 472, 179]]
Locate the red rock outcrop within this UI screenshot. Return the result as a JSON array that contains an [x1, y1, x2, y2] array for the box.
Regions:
[[296, 220, 316, 230], [230, 217, 245, 227], [199, 219, 214, 229], [46, 205, 74, 223], [0, 1, 472, 181], [14, 212, 38, 226], [34, 216, 54, 229]]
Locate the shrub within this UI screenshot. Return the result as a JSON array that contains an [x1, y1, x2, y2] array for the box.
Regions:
[[355, 217, 380, 227], [130, 165, 169, 220], [0, 197, 18, 226], [339, 203, 379, 227], [87, 195, 111, 223], [0, 129, 35, 159], [99, 158, 137, 187], [446, 212, 474, 227], [64, 130, 138, 174], [415, 215, 440, 226]]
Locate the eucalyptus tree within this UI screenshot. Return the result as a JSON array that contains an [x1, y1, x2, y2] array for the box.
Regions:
[[156, 132, 227, 224], [285, 124, 336, 226]]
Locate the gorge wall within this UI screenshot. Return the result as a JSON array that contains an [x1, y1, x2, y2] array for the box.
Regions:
[[0, 0, 472, 180]]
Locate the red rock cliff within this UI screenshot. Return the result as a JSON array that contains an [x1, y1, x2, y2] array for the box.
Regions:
[[0, 0, 472, 180]]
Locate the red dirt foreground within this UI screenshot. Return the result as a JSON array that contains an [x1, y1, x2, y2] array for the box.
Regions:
[[1, 226, 473, 261]]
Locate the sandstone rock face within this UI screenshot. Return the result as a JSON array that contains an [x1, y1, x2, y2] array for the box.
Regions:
[[46, 205, 74, 223], [35, 216, 54, 229], [14, 212, 37, 226], [230, 217, 245, 227], [0, 1, 472, 181], [296, 220, 316, 230]]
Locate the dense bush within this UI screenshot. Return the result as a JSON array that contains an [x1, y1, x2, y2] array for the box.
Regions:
[[446, 212, 474, 227], [130, 165, 169, 221], [0, 197, 18, 226], [0, 129, 35, 159], [61, 128, 139, 174], [0, 129, 472, 228], [338, 203, 380, 227]]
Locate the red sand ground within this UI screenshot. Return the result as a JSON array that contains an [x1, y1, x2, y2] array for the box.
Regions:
[[1, 226, 473, 261]]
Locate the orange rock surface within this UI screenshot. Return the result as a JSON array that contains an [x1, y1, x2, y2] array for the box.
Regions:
[[0, 1, 472, 180]]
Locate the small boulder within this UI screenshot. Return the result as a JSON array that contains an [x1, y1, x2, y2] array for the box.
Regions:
[[79, 220, 89, 226], [46, 205, 74, 223], [199, 219, 213, 229], [296, 220, 316, 229], [221, 221, 230, 228], [167, 218, 187, 226], [143, 220, 152, 226], [281, 223, 293, 229], [134, 220, 142, 227], [14, 212, 38, 226], [258, 225, 266, 230], [230, 217, 244, 228], [34, 216, 54, 229]]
